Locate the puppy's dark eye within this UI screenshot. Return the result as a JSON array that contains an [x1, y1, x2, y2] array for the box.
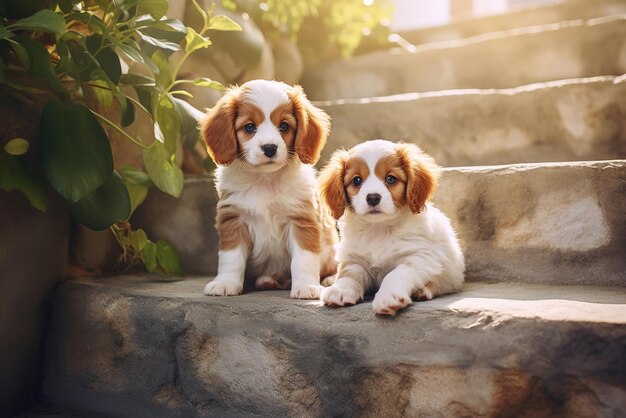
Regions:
[[278, 122, 289, 132], [386, 175, 397, 185], [244, 123, 256, 133], [351, 176, 362, 187]]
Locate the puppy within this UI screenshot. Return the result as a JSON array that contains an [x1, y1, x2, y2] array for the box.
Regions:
[[200, 80, 337, 299], [319, 140, 464, 315]]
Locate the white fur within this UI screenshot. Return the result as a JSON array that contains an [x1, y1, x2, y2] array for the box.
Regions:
[[207, 161, 324, 298], [238, 81, 291, 169], [321, 141, 465, 315], [204, 80, 329, 299]]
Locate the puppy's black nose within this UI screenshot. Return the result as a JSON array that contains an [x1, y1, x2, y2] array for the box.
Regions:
[[261, 144, 277, 158], [366, 193, 381, 207]]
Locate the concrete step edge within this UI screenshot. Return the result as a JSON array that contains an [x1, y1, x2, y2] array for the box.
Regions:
[[40, 276, 626, 417], [395, 14, 626, 55], [314, 74, 626, 106]]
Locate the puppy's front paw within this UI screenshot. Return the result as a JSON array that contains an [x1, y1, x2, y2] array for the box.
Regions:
[[321, 284, 360, 307], [203, 276, 243, 296], [372, 289, 412, 316], [290, 284, 323, 299]]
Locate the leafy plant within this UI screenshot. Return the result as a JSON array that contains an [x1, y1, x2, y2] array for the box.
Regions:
[[222, 0, 392, 64], [0, 0, 241, 275]]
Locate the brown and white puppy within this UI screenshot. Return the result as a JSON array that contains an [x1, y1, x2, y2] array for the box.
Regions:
[[200, 79, 337, 299], [319, 139, 464, 315]]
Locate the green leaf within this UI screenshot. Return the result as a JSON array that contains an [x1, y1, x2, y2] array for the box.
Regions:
[[7, 39, 29, 68], [138, 18, 186, 33], [208, 15, 242, 31], [172, 97, 203, 149], [137, 0, 169, 20], [86, 34, 122, 85], [4, 138, 29, 156], [184, 27, 211, 54], [8, 9, 66, 34], [154, 94, 179, 154], [116, 41, 145, 64], [143, 141, 183, 198], [130, 229, 149, 252], [189, 76, 224, 91], [119, 165, 153, 187], [120, 166, 151, 214], [65, 11, 106, 34], [90, 79, 113, 107], [156, 239, 183, 275], [0, 25, 14, 40], [69, 171, 130, 230], [125, 181, 149, 214], [139, 32, 180, 53], [13, 36, 63, 92], [121, 99, 135, 127], [170, 90, 193, 98], [151, 50, 171, 89], [39, 101, 113, 202], [120, 73, 155, 87], [141, 241, 158, 272], [0, 153, 47, 211]]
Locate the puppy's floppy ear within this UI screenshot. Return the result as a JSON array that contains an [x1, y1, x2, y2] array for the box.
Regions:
[[288, 85, 330, 165], [318, 150, 349, 219], [396, 143, 440, 214], [200, 87, 240, 165]]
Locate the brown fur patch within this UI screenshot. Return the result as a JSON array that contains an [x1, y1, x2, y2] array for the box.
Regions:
[[288, 85, 330, 164], [319, 149, 350, 219], [375, 154, 409, 209], [396, 144, 440, 214], [270, 101, 297, 148], [234, 101, 265, 141], [200, 87, 241, 165], [291, 209, 321, 253], [344, 157, 370, 202], [216, 205, 252, 250]]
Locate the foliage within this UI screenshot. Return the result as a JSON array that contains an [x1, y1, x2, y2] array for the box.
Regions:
[[225, 0, 392, 62], [0, 0, 241, 275]]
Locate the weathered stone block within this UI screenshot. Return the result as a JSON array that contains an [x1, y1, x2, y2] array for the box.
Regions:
[[319, 75, 626, 166], [302, 15, 626, 100], [41, 277, 626, 417], [434, 161, 626, 286]]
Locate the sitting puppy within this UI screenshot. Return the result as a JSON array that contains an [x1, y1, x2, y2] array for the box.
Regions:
[[200, 80, 337, 299], [319, 140, 464, 315]]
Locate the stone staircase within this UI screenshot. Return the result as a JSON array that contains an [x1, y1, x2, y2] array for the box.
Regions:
[[30, 1, 626, 417]]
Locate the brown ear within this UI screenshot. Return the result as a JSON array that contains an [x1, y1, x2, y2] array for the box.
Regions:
[[318, 150, 349, 219], [288, 85, 330, 165], [199, 87, 240, 165], [396, 143, 440, 214]]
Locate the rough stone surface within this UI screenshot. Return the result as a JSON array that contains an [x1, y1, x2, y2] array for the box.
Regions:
[[400, 0, 626, 45], [434, 161, 626, 286], [41, 276, 626, 417], [318, 75, 626, 166], [132, 176, 219, 275], [132, 161, 626, 286], [302, 15, 626, 100]]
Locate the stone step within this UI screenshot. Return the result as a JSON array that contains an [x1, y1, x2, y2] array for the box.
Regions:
[[132, 160, 626, 286], [318, 75, 626, 166], [41, 276, 626, 417], [301, 15, 626, 101], [400, 0, 626, 45]]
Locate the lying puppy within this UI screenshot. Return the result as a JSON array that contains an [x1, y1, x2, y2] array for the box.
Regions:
[[200, 80, 337, 299], [319, 140, 464, 315]]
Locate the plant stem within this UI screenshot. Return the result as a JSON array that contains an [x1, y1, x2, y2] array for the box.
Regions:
[[90, 110, 149, 150]]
